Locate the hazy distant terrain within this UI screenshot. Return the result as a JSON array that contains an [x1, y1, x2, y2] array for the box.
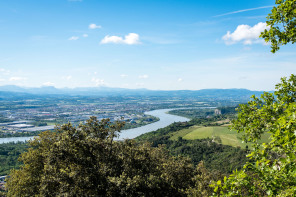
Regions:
[[0, 85, 265, 101]]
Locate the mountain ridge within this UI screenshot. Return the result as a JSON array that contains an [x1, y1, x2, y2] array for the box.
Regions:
[[0, 85, 267, 94], [0, 85, 269, 101]]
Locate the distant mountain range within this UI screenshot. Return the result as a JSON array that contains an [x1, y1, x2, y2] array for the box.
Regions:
[[0, 85, 269, 100], [0, 85, 130, 95]]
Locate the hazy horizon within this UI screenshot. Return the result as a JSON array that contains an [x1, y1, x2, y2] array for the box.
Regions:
[[0, 84, 273, 92]]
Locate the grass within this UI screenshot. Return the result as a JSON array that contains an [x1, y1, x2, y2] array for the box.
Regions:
[[170, 125, 271, 148], [183, 127, 215, 139], [169, 125, 202, 140]]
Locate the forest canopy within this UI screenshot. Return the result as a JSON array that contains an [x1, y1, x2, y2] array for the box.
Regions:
[[6, 118, 215, 196]]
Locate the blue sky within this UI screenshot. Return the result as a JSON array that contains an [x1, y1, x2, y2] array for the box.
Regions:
[[0, 0, 295, 90]]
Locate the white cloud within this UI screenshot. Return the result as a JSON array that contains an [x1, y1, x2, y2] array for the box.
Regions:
[[62, 75, 72, 80], [0, 78, 5, 82], [223, 22, 269, 45], [120, 74, 128, 78], [68, 36, 79, 41], [101, 33, 140, 45], [89, 24, 101, 29], [101, 36, 123, 44], [82, 34, 88, 37], [178, 78, 183, 82], [139, 74, 148, 79], [0, 68, 10, 75], [9, 77, 26, 81], [92, 77, 106, 86], [43, 82, 55, 86]]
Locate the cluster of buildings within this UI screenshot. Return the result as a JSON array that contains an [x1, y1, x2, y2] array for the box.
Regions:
[[0, 121, 55, 133], [0, 99, 160, 134], [0, 96, 204, 134]]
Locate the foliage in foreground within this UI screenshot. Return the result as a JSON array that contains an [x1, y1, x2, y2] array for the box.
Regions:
[[261, 0, 296, 53], [214, 75, 296, 196], [0, 142, 27, 176], [6, 117, 219, 197]]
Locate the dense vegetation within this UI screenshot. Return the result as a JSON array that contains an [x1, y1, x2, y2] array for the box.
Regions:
[[169, 108, 216, 119], [169, 106, 237, 120], [213, 75, 296, 196], [0, 131, 41, 138], [136, 118, 248, 174], [6, 118, 223, 196], [0, 142, 27, 176], [142, 136, 247, 174]]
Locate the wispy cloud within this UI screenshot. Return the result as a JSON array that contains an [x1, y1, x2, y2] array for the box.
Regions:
[[0, 68, 10, 75], [68, 36, 79, 41], [43, 82, 55, 86], [101, 33, 140, 45], [178, 78, 183, 82], [9, 77, 27, 81], [82, 34, 88, 37], [139, 74, 148, 79], [214, 5, 273, 17], [202, 56, 246, 66], [223, 22, 269, 45], [89, 24, 101, 29], [120, 74, 128, 78], [136, 83, 144, 87], [92, 77, 106, 86], [62, 75, 72, 80]]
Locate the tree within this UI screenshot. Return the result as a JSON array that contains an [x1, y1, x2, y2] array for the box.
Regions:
[[260, 0, 296, 53], [213, 0, 296, 194], [213, 75, 296, 196], [185, 161, 224, 197], [6, 117, 196, 197]]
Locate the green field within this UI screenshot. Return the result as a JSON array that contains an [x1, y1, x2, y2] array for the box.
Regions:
[[170, 125, 271, 148]]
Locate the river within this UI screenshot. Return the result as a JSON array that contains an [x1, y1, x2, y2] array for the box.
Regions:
[[118, 108, 189, 140], [0, 108, 190, 144]]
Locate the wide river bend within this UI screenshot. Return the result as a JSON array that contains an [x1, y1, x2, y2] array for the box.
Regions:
[[0, 108, 190, 144]]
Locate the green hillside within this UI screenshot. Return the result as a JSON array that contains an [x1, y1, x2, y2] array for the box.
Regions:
[[170, 125, 271, 148]]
